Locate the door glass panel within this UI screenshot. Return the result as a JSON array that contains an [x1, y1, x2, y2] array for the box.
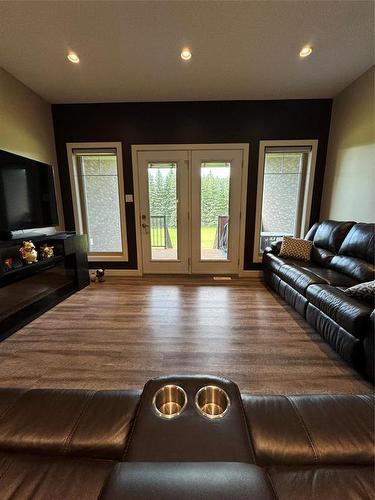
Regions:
[[80, 155, 123, 252], [200, 162, 230, 261], [260, 152, 306, 252], [148, 163, 178, 260]]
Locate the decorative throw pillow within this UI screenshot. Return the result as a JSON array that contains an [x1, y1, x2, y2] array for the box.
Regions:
[[345, 280, 375, 304], [279, 236, 313, 261]]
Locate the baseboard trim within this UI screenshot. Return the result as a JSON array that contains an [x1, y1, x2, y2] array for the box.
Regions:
[[94, 269, 142, 277], [238, 270, 263, 278], [94, 269, 262, 278]]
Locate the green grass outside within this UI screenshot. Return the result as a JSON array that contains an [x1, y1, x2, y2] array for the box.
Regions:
[[151, 226, 217, 249]]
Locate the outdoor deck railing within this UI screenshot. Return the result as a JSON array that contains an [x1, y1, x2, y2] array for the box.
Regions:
[[217, 215, 229, 251], [150, 216, 167, 248], [260, 232, 292, 251]]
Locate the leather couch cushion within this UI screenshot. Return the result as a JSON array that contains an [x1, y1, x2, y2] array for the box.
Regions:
[[263, 251, 286, 273], [242, 394, 374, 466], [0, 388, 141, 460], [277, 265, 326, 295], [338, 223, 375, 263], [263, 269, 281, 293], [0, 451, 114, 500], [0, 388, 25, 416], [310, 246, 335, 267], [267, 466, 374, 500], [100, 462, 276, 500], [305, 304, 360, 364], [268, 260, 358, 290], [305, 222, 320, 241], [306, 285, 373, 338], [329, 223, 375, 283], [329, 255, 375, 283], [278, 281, 308, 316], [300, 266, 359, 287], [363, 310, 375, 382], [312, 220, 356, 254], [263, 251, 302, 273]]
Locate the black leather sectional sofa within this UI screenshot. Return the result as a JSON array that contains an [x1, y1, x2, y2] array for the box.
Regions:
[[263, 221, 375, 382], [0, 375, 373, 499]]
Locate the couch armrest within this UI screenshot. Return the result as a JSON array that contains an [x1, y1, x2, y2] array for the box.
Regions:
[[264, 240, 282, 255], [0, 388, 141, 460], [242, 393, 375, 466]]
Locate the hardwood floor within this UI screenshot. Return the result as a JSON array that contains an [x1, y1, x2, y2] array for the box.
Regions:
[[0, 276, 371, 394]]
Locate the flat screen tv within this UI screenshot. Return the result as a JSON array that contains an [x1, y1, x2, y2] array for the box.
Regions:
[[0, 150, 58, 237]]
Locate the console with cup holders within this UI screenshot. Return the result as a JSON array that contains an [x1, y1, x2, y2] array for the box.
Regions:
[[263, 220, 375, 382], [0, 375, 373, 499]]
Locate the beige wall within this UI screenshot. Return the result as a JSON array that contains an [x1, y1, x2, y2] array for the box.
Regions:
[[320, 66, 375, 222], [0, 67, 64, 228]]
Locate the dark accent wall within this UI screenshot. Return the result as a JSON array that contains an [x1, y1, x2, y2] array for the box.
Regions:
[[52, 99, 332, 270]]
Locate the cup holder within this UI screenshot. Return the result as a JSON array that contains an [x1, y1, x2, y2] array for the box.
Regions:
[[195, 385, 230, 419], [152, 385, 187, 419]]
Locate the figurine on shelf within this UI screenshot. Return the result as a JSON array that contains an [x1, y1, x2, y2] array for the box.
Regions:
[[40, 243, 54, 260], [19, 240, 38, 264], [4, 257, 13, 271]]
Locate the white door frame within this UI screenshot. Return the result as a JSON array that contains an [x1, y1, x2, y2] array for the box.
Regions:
[[131, 144, 249, 275]]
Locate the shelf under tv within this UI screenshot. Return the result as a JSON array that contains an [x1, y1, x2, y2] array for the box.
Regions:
[[0, 233, 89, 341], [1, 255, 64, 284]]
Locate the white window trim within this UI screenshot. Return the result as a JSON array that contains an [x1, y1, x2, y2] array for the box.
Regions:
[[253, 139, 318, 263], [66, 142, 128, 261]]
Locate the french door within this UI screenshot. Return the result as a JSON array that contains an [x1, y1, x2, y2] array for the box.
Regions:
[[137, 150, 189, 273], [136, 147, 244, 274]]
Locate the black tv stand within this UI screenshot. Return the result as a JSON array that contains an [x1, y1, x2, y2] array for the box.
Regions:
[[0, 233, 89, 341]]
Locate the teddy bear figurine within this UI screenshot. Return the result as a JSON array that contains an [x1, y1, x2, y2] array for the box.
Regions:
[[19, 240, 38, 264], [40, 243, 54, 259]]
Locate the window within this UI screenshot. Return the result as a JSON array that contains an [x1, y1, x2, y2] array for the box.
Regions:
[[253, 141, 317, 262], [147, 162, 178, 260], [67, 143, 128, 260], [200, 162, 231, 261]]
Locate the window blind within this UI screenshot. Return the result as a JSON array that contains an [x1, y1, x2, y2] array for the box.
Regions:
[[73, 148, 117, 156], [265, 146, 312, 154]]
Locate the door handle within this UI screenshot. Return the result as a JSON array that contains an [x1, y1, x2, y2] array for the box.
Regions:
[[142, 222, 150, 233]]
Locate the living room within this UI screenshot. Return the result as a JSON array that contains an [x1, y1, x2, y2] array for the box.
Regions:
[[0, 1, 374, 499]]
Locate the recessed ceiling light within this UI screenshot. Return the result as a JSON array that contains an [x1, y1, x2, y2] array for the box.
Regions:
[[181, 48, 192, 61], [67, 52, 80, 64], [299, 46, 313, 58]]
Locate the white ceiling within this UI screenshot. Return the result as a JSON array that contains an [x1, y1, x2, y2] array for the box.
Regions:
[[0, 1, 373, 103]]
